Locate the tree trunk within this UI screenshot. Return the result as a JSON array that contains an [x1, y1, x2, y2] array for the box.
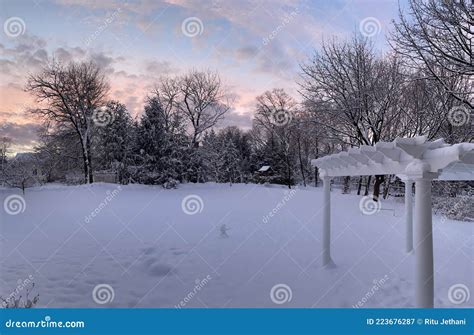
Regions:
[[357, 176, 363, 195], [286, 153, 292, 189], [287, 164, 292, 189], [342, 176, 350, 194], [87, 136, 93, 183], [448, 182, 457, 197], [80, 135, 93, 184], [88, 159, 93, 183], [297, 136, 306, 187], [383, 175, 392, 199], [314, 166, 319, 187], [364, 176, 372, 196], [373, 175, 385, 201], [192, 133, 199, 149], [82, 151, 89, 184], [87, 157, 93, 184], [314, 139, 319, 187]]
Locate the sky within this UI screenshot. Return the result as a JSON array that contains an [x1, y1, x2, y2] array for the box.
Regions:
[[0, 0, 408, 153]]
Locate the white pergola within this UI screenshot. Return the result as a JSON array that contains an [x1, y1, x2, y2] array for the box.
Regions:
[[311, 136, 474, 308]]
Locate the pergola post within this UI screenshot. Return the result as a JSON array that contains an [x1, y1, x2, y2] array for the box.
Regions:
[[322, 175, 334, 267], [404, 179, 414, 253], [414, 175, 435, 308], [311, 137, 474, 308]]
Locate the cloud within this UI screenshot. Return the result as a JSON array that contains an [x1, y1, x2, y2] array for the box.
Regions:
[[143, 60, 177, 77], [90, 52, 117, 72], [0, 34, 50, 84], [0, 122, 41, 150], [0, 0, 400, 153], [217, 109, 253, 130], [0, 2, 305, 136], [50, 0, 312, 74], [235, 46, 259, 60], [52, 47, 87, 64], [0, 31, 138, 105]]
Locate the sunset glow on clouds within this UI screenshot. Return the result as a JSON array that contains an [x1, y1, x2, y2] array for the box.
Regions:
[[0, 0, 404, 153]]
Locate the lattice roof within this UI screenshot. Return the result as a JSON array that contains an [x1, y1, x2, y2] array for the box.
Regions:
[[311, 136, 474, 181]]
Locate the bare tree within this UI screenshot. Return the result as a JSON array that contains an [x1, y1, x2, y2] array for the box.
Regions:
[[177, 70, 231, 147], [0, 149, 44, 193], [151, 77, 184, 135], [300, 36, 406, 199], [395, 67, 472, 143], [391, 0, 473, 108], [0, 136, 12, 170], [35, 124, 82, 182], [26, 61, 109, 183], [300, 36, 405, 146], [253, 89, 297, 188]]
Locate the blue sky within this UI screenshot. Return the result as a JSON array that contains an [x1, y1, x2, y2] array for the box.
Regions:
[[0, 0, 408, 152]]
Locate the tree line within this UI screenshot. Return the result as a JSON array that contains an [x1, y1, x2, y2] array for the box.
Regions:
[[0, 0, 472, 199]]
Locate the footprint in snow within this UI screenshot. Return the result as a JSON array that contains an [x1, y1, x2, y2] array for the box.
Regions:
[[147, 262, 174, 277], [142, 247, 156, 255]]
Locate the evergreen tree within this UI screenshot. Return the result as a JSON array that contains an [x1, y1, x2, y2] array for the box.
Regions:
[[134, 97, 169, 184], [202, 129, 223, 182], [94, 101, 134, 183], [134, 96, 189, 186]]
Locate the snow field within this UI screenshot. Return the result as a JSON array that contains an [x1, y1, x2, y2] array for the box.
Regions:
[[0, 183, 472, 308]]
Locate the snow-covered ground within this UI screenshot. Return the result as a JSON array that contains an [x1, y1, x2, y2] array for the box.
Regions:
[[0, 183, 472, 308]]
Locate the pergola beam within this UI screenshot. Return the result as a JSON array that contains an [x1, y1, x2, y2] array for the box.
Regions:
[[312, 138, 474, 179], [311, 136, 474, 308]]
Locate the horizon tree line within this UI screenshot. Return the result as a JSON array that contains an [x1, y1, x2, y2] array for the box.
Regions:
[[0, 0, 472, 200]]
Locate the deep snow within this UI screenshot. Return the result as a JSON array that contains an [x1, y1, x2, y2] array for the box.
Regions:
[[0, 183, 472, 308]]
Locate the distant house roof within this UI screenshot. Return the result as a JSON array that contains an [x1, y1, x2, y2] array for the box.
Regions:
[[258, 165, 271, 172]]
